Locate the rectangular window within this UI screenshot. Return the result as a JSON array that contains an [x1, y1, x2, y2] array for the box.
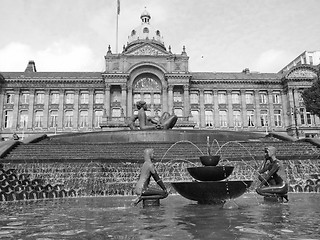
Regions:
[[112, 90, 121, 102], [259, 92, 268, 104], [204, 91, 213, 104], [64, 110, 74, 127], [218, 91, 227, 104], [144, 93, 151, 104], [94, 110, 103, 127], [80, 92, 89, 104], [232, 92, 240, 104], [20, 92, 29, 104], [19, 111, 28, 128], [79, 111, 89, 127], [260, 110, 268, 126], [133, 93, 141, 104], [191, 110, 200, 127], [233, 110, 241, 127], [36, 92, 44, 104], [4, 110, 13, 128], [300, 108, 305, 125], [190, 92, 199, 104], [6, 93, 14, 104], [154, 93, 160, 104], [273, 92, 281, 104], [307, 112, 312, 125], [34, 111, 44, 128], [173, 91, 182, 102], [65, 93, 74, 104], [50, 93, 60, 104], [245, 92, 254, 104], [174, 108, 183, 117], [274, 110, 282, 126], [112, 108, 121, 117], [95, 93, 104, 104], [219, 110, 227, 127], [49, 110, 58, 127], [205, 110, 213, 127], [247, 110, 255, 126]]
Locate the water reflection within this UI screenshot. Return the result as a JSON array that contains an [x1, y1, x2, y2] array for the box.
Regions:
[[0, 194, 319, 239]]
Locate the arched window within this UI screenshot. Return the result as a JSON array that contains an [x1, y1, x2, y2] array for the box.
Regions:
[[143, 27, 149, 33]]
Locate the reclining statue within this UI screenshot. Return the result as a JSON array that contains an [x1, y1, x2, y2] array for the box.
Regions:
[[128, 100, 177, 130]]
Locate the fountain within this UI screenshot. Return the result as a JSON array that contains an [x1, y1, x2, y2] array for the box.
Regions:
[[171, 137, 253, 204]]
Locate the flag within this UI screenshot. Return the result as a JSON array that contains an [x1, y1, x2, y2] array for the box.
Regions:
[[117, 0, 120, 15]]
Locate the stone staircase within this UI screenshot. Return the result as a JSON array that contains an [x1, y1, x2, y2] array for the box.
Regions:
[[2, 138, 319, 163], [1, 136, 320, 200]]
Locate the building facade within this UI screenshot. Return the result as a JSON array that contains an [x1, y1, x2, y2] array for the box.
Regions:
[[279, 50, 320, 74], [0, 10, 319, 140]]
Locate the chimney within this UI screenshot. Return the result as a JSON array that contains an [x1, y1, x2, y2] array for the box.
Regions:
[[242, 68, 250, 74], [25, 60, 37, 72]]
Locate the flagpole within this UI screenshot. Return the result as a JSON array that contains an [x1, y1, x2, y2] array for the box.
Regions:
[[116, 0, 120, 53]]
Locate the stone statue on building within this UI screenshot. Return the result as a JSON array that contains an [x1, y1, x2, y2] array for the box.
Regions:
[[128, 100, 177, 130]]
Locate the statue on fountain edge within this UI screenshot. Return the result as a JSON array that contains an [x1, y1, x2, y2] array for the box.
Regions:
[[128, 100, 178, 130], [133, 148, 169, 206], [256, 146, 289, 202]]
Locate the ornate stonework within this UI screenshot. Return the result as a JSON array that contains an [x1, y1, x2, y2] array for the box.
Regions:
[[287, 69, 317, 79], [128, 45, 167, 56], [133, 77, 161, 91]]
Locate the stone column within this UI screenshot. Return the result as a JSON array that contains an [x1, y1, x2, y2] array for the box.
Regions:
[[227, 90, 233, 128], [199, 89, 205, 128], [121, 84, 127, 117], [268, 90, 274, 128], [73, 90, 79, 129], [241, 90, 247, 127], [104, 84, 111, 117], [281, 90, 289, 128], [43, 90, 50, 129], [287, 88, 295, 126], [162, 85, 168, 113], [254, 90, 260, 127], [168, 85, 174, 114], [213, 90, 219, 128], [183, 84, 190, 117], [0, 89, 4, 128], [27, 89, 35, 129], [127, 85, 133, 117], [88, 89, 94, 129], [58, 89, 65, 129], [12, 89, 20, 129]]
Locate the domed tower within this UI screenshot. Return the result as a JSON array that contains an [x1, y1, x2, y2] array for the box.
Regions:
[[102, 8, 191, 128], [125, 8, 166, 52]]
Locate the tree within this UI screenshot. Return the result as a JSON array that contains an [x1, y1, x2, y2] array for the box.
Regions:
[[302, 67, 320, 118]]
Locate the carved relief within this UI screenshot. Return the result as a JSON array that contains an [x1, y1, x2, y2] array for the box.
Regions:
[[133, 78, 161, 91], [287, 69, 317, 78], [129, 45, 166, 56]]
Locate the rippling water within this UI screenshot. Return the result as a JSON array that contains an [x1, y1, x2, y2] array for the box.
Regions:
[[0, 193, 319, 239]]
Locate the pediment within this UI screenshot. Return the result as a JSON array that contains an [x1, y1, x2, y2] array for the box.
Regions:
[[286, 67, 317, 79], [126, 43, 169, 56]]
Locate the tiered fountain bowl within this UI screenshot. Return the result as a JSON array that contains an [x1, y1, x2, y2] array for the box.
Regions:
[[171, 155, 253, 204]]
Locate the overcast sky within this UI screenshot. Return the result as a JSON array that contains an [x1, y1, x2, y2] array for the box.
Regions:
[[0, 0, 319, 73]]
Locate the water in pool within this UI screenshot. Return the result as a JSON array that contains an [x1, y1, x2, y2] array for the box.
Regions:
[[0, 193, 319, 240]]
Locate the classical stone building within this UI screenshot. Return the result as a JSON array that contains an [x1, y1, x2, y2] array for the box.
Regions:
[[0, 9, 319, 140]]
